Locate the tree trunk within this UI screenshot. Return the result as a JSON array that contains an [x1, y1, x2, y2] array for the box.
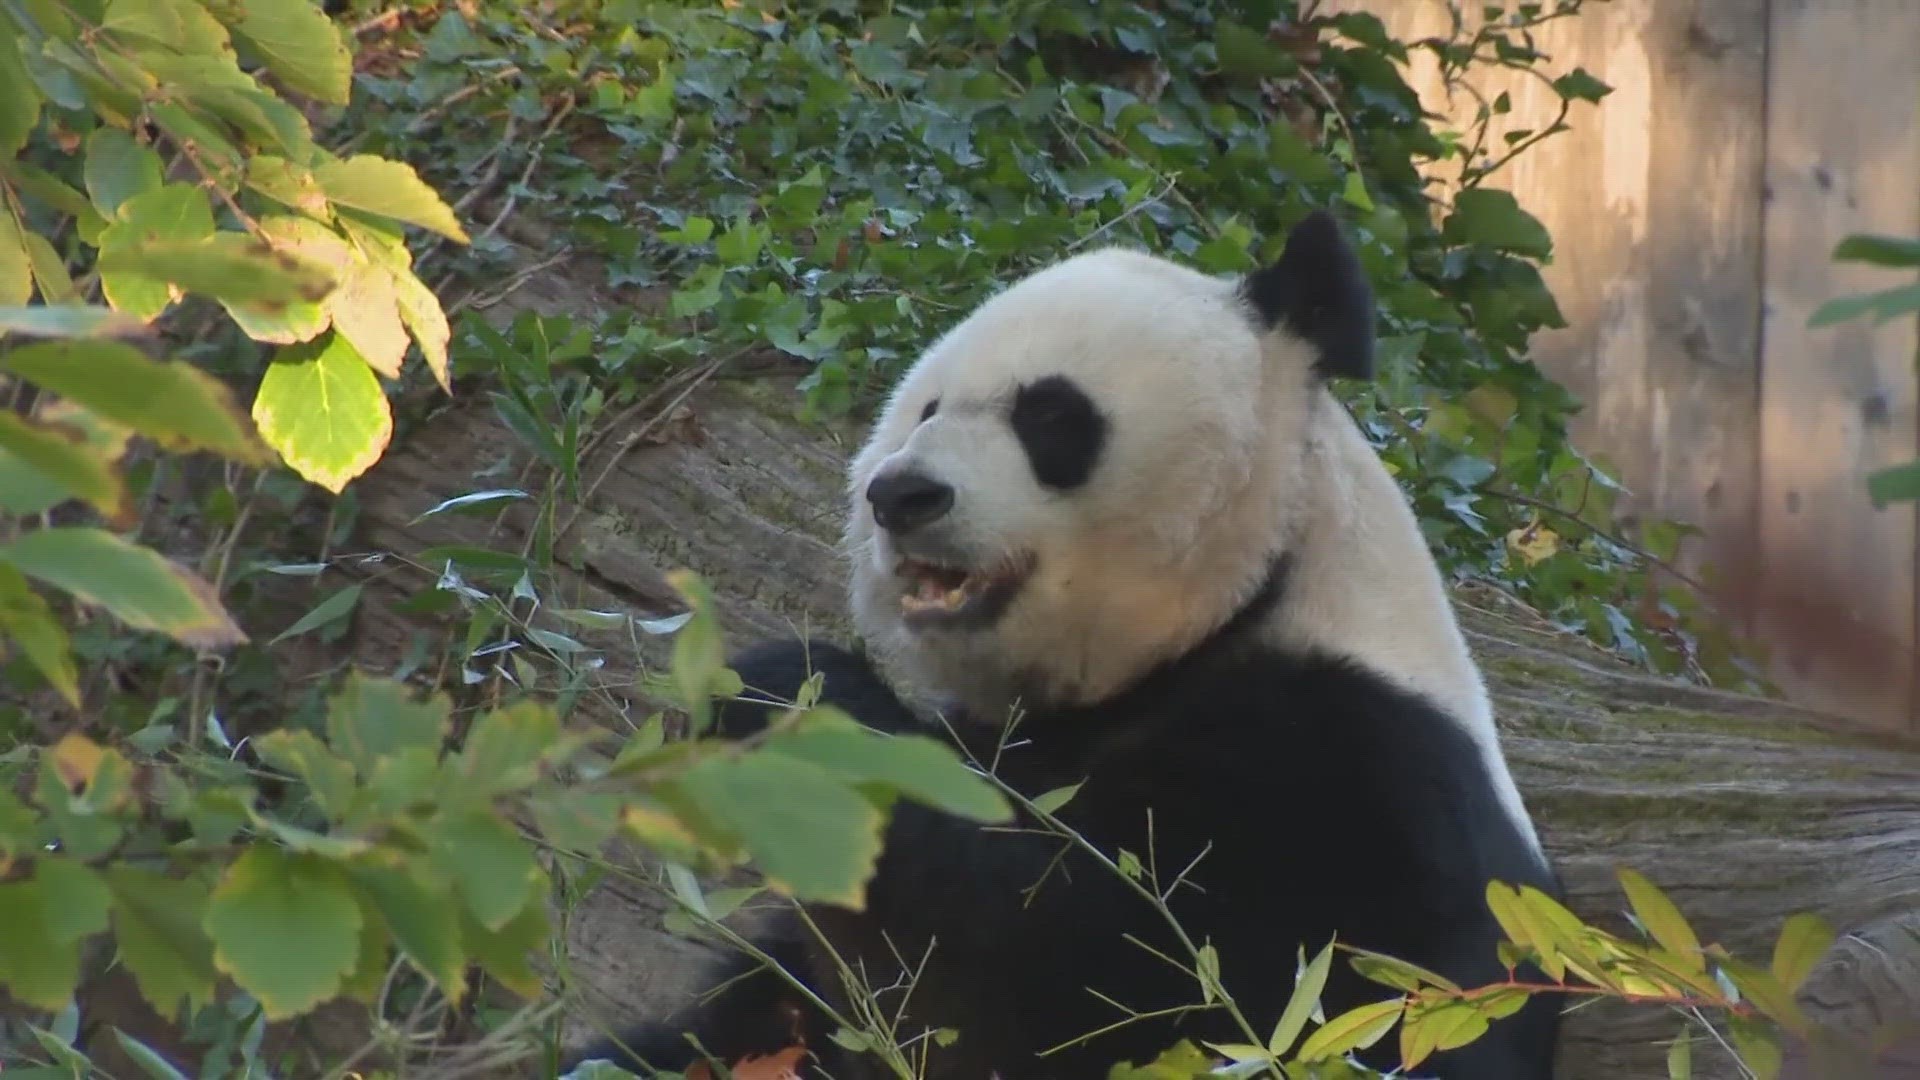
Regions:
[[331, 372, 1920, 1080]]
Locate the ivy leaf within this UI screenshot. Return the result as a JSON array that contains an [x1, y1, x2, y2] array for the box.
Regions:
[[0, 526, 246, 649], [1550, 68, 1612, 103], [324, 669, 450, 774], [0, 409, 130, 523], [0, 338, 273, 464], [315, 155, 471, 243], [104, 865, 219, 1018], [252, 331, 393, 493], [221, 0, 354, 105], [347, 861, 468, 1003], [1441, 189, 1553, 260], [204, 845, 363, 1020], [1831, 233, 1920, 268], [84, 127, 165, 218], [0, 562, 81, 705], [428, 810, 542, 931]]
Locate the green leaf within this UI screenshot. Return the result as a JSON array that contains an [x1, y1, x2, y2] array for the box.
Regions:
[[458, 886, 548, 998], [0, 409, 129, 522], [253, 332, 393, 493], [252, 729, 356, 819], [457, 699, 560, 796], [325, 669, 449, 774], [84, 127, 165, 218], [315, 155, 470, 243], [1616, 867, 1704, 973], [1270, 940, 1335, 1056], [1551, 68, 1612, 103], [0, 304, 150, 339], [347, 860, 467, 1003], [22, 230, 72, 303], [1769, 911, 1836, 995], [762, 712, 1012, 823], [0, 211, 29, 307], [0, 527, 246, 649], [1442, 189, 1553, 260], [671, 750, 885, 906], [104, 865, 219, 1018], [1831, 233, 1920, 268], [1295, 998, 1404, 1062], [112, 1029, 193, 1080], [1727, 1014, 1783, 1080], [1867, 461, 1920, 508], [1344, 947, 1462, 994], [95, 183, 218, 320], [428, 810, 542, 931], [205, 845, 363, 1019], [1807, 281, 1920, 328], [97, 231, 339, 310], [1031, 781, 1082, 816], [0, 860, 111, 1011], [221, 0, 354, 105], [267, 581, 361, 645], [0, 338, 272, 464], [1667, 1028, 1692, 1080], [0, 33, 41, 157], [325, 260, 411, 378], [101, 0, 234, 54], [227, 213, 346, 343], [0, 562, 80, 705]]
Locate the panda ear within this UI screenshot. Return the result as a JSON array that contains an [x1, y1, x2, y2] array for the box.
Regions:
[[1240, 210, 1376, 382]]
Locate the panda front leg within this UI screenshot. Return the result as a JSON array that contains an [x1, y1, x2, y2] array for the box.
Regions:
[[561, 639, 920, 1076]]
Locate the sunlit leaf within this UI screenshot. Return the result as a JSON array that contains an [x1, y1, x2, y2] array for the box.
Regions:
[[0, 561, 81, 705], [252, 331, 393, 493], [315, 154, 470, 243]]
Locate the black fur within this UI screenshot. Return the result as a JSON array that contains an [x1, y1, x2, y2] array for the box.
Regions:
[[1010, 374, 1107, 490], [1241, 210, 1376, 381], [561, 593, 1561, 1079]]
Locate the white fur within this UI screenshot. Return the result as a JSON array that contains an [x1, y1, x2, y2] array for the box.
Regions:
[[841, 245, 1542, 858]]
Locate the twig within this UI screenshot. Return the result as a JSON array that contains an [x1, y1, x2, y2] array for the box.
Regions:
[[1065, 176, 1178, 252], [444, 245, 574, 317], [406, 65, 524, 135]]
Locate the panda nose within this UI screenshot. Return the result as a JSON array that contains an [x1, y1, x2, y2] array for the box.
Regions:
[[866, 470, 954, 533]]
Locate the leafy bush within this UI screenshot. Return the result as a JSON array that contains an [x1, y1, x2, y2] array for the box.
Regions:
[[0, 0, 1819, 1075]]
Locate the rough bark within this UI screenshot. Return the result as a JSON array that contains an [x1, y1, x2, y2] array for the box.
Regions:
[[329, 370, 1920, 1080]]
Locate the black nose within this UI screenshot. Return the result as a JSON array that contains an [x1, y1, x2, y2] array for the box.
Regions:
[[866, 470, 954, 532]]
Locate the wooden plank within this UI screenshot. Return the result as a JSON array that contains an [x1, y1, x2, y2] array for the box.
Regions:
[[1758, 0, 1920, 731], [1320, 0, 1769, 581]]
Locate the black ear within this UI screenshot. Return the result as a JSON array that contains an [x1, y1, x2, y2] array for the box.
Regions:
[[1240, 210, 1376, 381]]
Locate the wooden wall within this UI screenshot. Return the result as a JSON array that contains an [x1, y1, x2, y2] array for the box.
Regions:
[[1322, 0, 1920, 732]]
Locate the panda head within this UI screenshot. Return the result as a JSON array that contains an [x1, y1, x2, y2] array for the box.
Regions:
[[843, 211, 1377, 715]]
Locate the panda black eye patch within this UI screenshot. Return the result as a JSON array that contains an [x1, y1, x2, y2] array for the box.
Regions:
[[1010, 375, 1105, 490], [920, 398, 939, 422]]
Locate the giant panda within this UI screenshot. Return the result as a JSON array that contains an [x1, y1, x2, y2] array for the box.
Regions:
[[563, 210, 1563, 1079]]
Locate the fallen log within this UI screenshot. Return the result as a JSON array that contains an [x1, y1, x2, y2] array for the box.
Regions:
[[331, 368, 1920, 1080]]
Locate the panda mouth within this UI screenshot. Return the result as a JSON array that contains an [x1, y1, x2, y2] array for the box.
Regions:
[[896, 554, 1033, 625]]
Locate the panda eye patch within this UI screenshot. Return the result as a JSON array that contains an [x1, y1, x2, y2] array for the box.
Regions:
[[920, 398, 939, 422], [1011, 375, 1105, 490]]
